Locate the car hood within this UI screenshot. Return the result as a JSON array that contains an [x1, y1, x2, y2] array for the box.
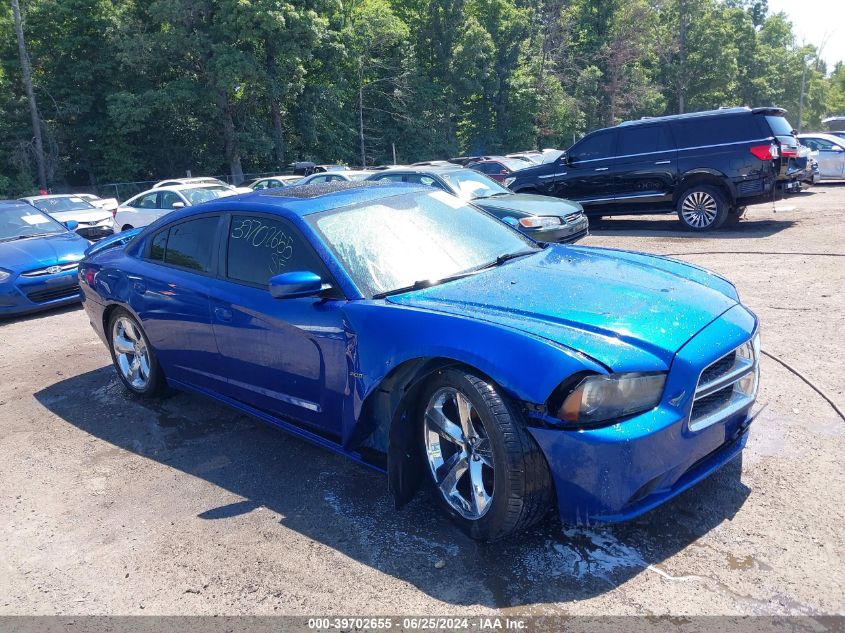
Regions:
[[472, 193, 583, 218], [0, 232, 88, 273], [44, 208, 112, 223], [386, 245, 739, 371]]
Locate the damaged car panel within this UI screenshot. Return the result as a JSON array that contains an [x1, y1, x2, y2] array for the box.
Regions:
[[79, 181, 759, 541]]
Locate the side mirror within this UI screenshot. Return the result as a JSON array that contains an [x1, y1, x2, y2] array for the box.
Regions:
[[502, 216, 519, 228], [564, 154, 574, 165], [171, 201, 186, 209], [269, 271, 326, 299], [64, 220, 79, 231]]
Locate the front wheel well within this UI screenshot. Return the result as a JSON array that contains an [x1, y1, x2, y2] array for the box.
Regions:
[[355, 357, 505, 508]]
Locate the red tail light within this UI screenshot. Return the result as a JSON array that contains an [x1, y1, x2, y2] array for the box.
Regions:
[[82, 267, 96, 286], [780, 146, 798, 158], [750, 144, 779, 161]]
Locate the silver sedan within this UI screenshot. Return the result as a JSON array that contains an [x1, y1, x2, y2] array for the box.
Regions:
[[797, 133, 845, 180]]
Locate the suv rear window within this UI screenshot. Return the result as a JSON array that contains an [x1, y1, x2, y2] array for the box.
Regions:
[[764, 115, 795, 137], [674, 115, 760, 148]]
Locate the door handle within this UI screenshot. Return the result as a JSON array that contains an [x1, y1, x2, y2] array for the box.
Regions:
[[594, 167, 609, 172], [654, 160, 671, 165], [214, 307, 233, 322]]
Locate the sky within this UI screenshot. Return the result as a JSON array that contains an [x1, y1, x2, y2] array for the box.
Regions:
[[767, 0, 845, 68]]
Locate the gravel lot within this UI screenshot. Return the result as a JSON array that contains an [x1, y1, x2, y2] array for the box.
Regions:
[[1, 185, 843, 617]]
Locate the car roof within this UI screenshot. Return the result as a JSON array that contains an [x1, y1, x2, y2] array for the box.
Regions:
[[798, 132, 845, 143], [371, 165, 462, 175], [618, 106, 786, 128], [20, 194, 86, 201], [183, 181, 427, 220]]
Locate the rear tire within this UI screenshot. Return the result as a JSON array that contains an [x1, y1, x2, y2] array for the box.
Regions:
[[419, 368, 553, 541], [676, 185, 729, 231]]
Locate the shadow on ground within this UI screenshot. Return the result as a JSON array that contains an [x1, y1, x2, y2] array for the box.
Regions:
[[35, 367, 751, 608], [0, 303, 82, 326], [587, 213, 797, 239]]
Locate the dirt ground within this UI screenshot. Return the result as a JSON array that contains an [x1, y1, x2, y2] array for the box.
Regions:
[[0, 184, 843, 617]]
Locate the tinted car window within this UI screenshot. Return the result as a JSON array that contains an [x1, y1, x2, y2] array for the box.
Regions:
[[227, 215, 326, 286], [571, 131, 616, 160], [149, 230, 167, 262], [802, 137, 838, 151], [675, 115, 760, 147], [373, 174, 406, 183], [474, 162, 502, 175], [406, 174, 446, 189], [150, 216, 218, 272], [160, 191, 184, 209], [765, 115, 795, 137], [617, 125, 674, 155], [133, 192, 159, 209]]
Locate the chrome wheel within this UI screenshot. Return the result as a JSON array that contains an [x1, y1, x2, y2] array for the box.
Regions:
[[111, 316, 151, 390], [423, 387, 495, 520], [680, 191, 718, 228]]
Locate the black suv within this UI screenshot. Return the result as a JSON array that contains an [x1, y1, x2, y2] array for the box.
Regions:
[[507, 107, 800, 231]]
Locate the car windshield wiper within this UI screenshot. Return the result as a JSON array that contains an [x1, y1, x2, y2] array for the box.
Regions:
[[372, 268, 485, 299], [473, 191, 511, 199], [480, 248, 540, 269], [0, 234, 47, 242]]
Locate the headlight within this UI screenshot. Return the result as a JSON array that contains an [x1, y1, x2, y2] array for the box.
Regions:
[[503, 177, 516, 187], [0, 269, 12, 283], [552, 372, 666, 426], [519, 216, 561, 229]]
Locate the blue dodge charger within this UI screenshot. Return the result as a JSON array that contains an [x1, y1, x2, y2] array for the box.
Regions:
[[79, 181, 760, 540]]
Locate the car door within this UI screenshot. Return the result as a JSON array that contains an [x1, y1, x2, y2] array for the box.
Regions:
[[612, 124, 677, 212], [208, 213, 348, 437], [551, 129, 618, 211], [128, 214, 228, 392], [802, 137, 845, 178], [118, 191, 161, 228]]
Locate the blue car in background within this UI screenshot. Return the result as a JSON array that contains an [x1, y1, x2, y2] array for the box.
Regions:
[[79, 182, 760, 541], [0, 200, 89, 318]]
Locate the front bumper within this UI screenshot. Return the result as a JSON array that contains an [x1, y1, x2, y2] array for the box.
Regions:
[[75, 218, 117, 242], [524, 216, 589, 244], [528, 304, 758, 524], [0, 269, 81, 318]]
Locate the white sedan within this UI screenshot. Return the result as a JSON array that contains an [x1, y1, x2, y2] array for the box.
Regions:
[[115, 184, 239, 230], [797, 133, 845, 180], [19, 194, 117, 241], [294, 170, 374, 185]]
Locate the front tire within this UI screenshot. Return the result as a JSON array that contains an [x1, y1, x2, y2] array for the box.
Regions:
[[108, 309, 165, 396], [677, 185, 729, 231], [419, 368, 553, 541]]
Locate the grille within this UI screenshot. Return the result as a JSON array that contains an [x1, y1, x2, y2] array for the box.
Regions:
[[737, 179, 764, 195], [698, 350, 736, 385], [21, 262, 79, 277], [26, 283, 80, 304], [76, 226, 114, 240], [689, 337, 759, 432], [563, 212, 583, 224]]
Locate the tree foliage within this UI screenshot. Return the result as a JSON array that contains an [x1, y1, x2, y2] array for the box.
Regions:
[[0, 0, 842, 195]]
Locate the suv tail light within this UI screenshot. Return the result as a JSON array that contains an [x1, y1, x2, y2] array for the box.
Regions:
[[750, 144, 779, 161], [780, 146, 798, 158]]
